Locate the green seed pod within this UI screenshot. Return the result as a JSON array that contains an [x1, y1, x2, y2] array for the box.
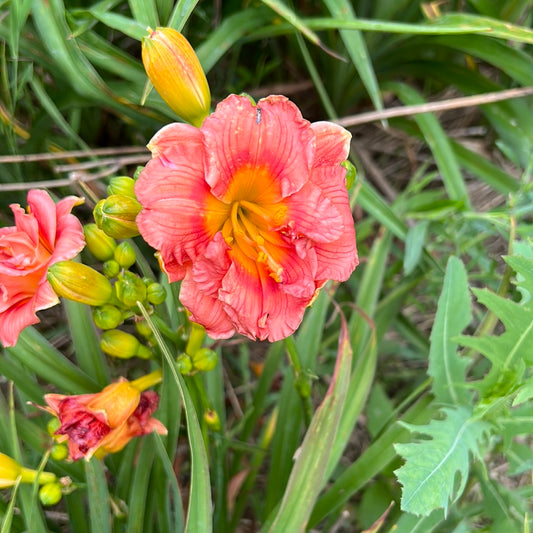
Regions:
[[93, 305, 123, 330], [103, 259, 120, 278], [100, 329, 141, 359], [50, 444, 69, 462], [115, 271, 147, 308], [176, 353, 193, 375], [107, 176, 136, 198], [83, 224, 117, 261], [39, 482, 62, 506], [47, 261, 113, 306], [147, 282, 166, 305], [203, 409, 221, 431], [93, 195, 141, 239], [191, 348, 218, 372], [114, 241, 136, 269]]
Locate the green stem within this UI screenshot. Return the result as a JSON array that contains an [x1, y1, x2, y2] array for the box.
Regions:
[[284, 336, 313, 426]]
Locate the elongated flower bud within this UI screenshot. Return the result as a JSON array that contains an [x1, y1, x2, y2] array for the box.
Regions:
[[83, 224, 117, 261], [0, 452, 56, 488], [142, 27, 211, 127], [114, 241, 136, 269], [94, 195, 141, 239], [47, 261, 113, 306], [100, 329, 151, 359]]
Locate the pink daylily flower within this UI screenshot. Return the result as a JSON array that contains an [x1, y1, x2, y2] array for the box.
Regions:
[[0, 189, 85, 347], [136, 94, 358, 341]]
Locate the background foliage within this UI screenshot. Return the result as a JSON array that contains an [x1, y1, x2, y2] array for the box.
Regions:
[[1, 0, 533, 531]]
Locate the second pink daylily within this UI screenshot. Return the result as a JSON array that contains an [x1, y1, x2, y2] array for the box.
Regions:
[[136, 94, 358, 342]]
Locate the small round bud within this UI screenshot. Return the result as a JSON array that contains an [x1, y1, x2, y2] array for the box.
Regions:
[[93, 195, 141, 239], [107, 176, 136, 198], [50, 444, 69, 462], [103, 259, 120, 278], [136, 344, 152, 359], [39, 482, 62, 506], [114, 241, 136, 269], [147, 283, 166, 305], [47, 261, 113, 306], [176, 353, 193, 374], [46, 417, 60, 436], [83, 224, 117, 261], [100, 329, 143, 359], [93, 305, 123, 330], [115, 271, 147, 308], [203, 409, 221, 431], [191, 348, 218, 372], [133, 166, 144, 180], [135, 319, 153, 338]]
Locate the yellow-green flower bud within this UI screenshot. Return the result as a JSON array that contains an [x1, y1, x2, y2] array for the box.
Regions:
[[50, 444, 69, 462], [115, 271, 147, 308], [103, 259, 120, 278], [147, 282, 166, 305], [93, 195, 141, 239], [47, 417, 61, 436], [176, 353, 193, 374], [142, 27, 211, 128], [107, 176, 136, 198], [93, 305, 123, 330], [0, 452, 56, 488], [191, 347, 218, 372], [39, 482, 62, 506], [114, 241, 136, 269], [135, 319, 153, 338], [203, 409, 221, 431], [100, 329, 149, 359], [83, 224, 117, 261], [48, 261, 113, 306]]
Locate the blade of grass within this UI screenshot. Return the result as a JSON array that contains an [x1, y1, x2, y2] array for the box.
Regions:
[[126, 437, 155, 533], [264, 315, 352, 532], [63, 299, 109, 387], [128, 0, 159, 28], [324, 0, 383, 112], [85, 458, 111, 533], [137, 302, 212, 533], [167, 0, 201, 30], [7, 327, 99, 394]]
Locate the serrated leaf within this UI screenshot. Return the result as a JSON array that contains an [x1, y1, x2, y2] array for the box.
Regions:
[[457, 253, 533, 398], [428, 256, 472, 405], [395, 406, 490, 516]]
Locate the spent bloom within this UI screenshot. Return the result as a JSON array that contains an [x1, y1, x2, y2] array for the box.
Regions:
[[41, 375, 166, 461], [0, 189, 85, 347], [142, 27, 211, 127], [135, 94, 358, 342]]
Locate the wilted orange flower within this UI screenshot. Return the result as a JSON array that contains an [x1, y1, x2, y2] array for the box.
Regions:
[[135, 94, 358, 341], [42, 377, 166, 461], [0, 189, 85, 347], [142, 27, 211, 127]]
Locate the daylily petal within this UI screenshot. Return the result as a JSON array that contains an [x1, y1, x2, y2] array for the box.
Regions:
[[0, 298, 39, 347], [202, 94, 315, 200], [284, 181, 343, 243], [311, 121, 351, 168], [27, 189, 58, 251], [135, 132, 214, 278]]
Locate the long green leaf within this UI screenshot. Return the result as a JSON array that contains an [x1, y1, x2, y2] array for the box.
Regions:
[[323, 0, 383, 112], [138, 303, 212, 533], [85, 458, 111, 533], [265, 316, 352, 532]]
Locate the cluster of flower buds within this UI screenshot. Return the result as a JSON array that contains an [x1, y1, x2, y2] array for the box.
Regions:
[[46, 174, 169, 360]]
